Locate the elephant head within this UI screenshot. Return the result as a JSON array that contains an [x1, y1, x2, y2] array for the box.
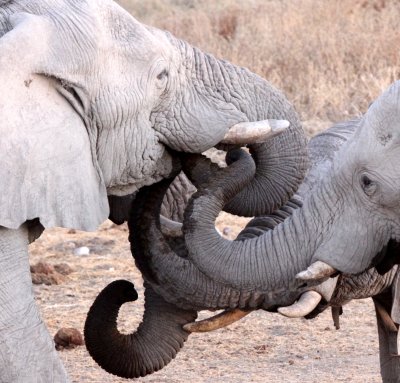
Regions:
[[0, 0, 308, 233]]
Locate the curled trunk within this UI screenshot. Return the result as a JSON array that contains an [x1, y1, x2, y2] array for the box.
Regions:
[[212, 58, 308, 217], [172, 38, 308, 217], [129, 151, 307, 311], [84, 280, 197, 379]]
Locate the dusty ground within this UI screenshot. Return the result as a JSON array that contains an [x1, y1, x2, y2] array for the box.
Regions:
[[31, 218, 382, 382]]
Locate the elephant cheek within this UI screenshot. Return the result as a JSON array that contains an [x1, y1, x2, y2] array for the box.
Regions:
[[311, 229, 388, 275], [99, 128, 177, 196]]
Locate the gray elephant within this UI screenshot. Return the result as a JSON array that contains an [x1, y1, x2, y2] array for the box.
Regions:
[[84, 81, 400, 381], [0, 0, 309, 381]]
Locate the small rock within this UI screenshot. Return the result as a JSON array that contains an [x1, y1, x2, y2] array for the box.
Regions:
[[30, 261, 68, 285], [30, 262, 55, 275], [288, 360, 295, 365], [54, 263, 74, 275], [254, 345, 267, 354], [54, 328, 84, 350], [74, 246, 90, 256], [31, 273, 64, 285]]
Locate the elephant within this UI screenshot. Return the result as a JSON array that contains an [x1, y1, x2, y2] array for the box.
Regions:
[[0, 0, 309, 380], [85, 81, 400, 380]]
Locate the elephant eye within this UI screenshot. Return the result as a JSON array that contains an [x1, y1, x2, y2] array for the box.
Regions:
[[360, 174, 377, 196], [157, 69, 169, 81]]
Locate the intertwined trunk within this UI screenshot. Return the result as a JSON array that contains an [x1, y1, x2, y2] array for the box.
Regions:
[[128, 151, 320, 311], [183, 150, 323, 291]]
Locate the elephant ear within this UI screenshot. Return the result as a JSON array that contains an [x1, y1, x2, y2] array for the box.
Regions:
[[0, 13, 108, 230]]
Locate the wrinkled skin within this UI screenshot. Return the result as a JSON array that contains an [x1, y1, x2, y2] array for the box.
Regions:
[[0, 0, 308, 380], [85, 83, 400, 379]]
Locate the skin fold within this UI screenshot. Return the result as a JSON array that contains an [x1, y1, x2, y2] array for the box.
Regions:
[[85, 84, 400, 379], [0, 0, 308, 380]]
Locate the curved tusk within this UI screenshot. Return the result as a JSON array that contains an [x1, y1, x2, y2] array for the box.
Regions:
[[183, 309, 252, 333], [296, 261, 337, 282], [277, 291, 322, 318], [159, 215, 183, 237], [221, 119, 289, 145]]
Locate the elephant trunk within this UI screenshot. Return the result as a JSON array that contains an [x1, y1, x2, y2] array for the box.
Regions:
[[217, 58, 307, 216], [183, 149, 323, 291], [175, 39, 308, 217], [201, 49, 308, 216], [84, 280, 197, 379]]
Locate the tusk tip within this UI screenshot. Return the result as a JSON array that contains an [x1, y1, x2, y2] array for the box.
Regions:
[[296, 261, 337, 282], [182, 323, 194, 332], [277, 306, 295, 318], [277, 291, 322, 318], [295, 269, 315, 281], [221, 119, 289, 145], [269, 119, 290, 132]]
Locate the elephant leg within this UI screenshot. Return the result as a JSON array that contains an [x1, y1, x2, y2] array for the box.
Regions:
[[373, 294, 400, 383], [0, 225, 69, 383]]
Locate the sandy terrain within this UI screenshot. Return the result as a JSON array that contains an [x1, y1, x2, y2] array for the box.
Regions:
[[30, 210, 383, 383]]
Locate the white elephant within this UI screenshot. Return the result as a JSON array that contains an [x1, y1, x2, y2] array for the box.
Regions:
[[0, 0, 308, 381]]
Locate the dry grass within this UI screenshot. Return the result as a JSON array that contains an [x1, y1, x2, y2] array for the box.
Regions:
[[116, 0, 400, 121]]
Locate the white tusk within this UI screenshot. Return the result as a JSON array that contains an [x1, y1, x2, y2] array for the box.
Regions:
[[277, 291, 322, 318], [296, 261, 337, 282], [183, 309, 252, 333], [159, 215, 182, 237], [221, 119, 289, 145]]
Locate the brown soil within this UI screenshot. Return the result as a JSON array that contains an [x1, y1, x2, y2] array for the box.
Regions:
[[30, 212, 382, 383]]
